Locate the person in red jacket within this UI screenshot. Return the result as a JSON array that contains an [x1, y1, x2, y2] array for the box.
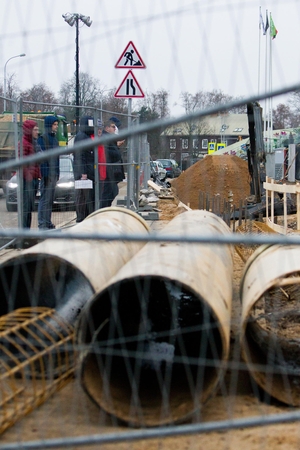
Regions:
[[19, 120, 41, 228]]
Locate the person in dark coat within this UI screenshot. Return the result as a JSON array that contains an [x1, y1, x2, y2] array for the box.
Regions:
[[101, 119, 125, 208], [19, 120, 41, 228], [37, 116, 59, 229], [73, 116, 95, 222]]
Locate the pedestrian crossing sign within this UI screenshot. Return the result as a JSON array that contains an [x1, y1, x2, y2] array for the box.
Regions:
[[115, 41, 146, 69]]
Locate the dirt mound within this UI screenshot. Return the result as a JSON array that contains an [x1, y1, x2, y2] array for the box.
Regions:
[[171, 155, 251, 209]]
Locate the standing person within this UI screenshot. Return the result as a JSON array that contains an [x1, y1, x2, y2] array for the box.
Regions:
[[37, 116, 59, 230], [97, 125, 106, 207], [101, 120, 125, 208], [73, 116, 95, 222], [19, 120, 41, 228], [109, 115, 126, 148]]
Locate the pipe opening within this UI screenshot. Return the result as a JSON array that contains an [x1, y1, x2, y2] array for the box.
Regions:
[[79, 275, 224, 424], [0, 255, 94, 323], [243, 272, 300, 405]]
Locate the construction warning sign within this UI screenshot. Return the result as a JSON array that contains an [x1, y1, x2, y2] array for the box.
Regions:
[[114, 71, 145, 98], [115, 41, 146, 69]]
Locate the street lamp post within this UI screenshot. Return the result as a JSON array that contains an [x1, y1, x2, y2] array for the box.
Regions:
[[62, 13, 92, 130], [3, 53, 26, 112]]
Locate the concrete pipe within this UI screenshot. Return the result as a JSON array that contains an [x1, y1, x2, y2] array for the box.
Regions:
[[240, 244, 300, 406], [0, 207, 149, 326], [76, 210, 234, 426]]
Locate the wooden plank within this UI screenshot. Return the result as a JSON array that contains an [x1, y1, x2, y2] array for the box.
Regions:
[[147, 180, 162, 192], [263, 181, 297, 194]]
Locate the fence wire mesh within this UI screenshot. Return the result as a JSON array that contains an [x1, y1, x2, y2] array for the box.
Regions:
[[1, 1, 300, 449]]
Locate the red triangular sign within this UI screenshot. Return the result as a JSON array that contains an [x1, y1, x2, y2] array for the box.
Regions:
[[115, 41, 146, 69], [114, 71, 144, 98]]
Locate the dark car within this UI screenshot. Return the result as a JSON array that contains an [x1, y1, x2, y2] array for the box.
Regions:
[[5, 155, 75, 212], [156, 159, 181, 178]]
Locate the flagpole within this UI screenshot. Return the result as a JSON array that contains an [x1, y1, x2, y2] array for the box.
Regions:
[[258, 6, 262, 95], [269, 13, 273, 152], [264, 10, 269, 152]]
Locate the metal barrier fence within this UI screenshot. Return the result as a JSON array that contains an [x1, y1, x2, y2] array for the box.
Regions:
[[0, 97, 150, 234], [2, 88, 300, 448]]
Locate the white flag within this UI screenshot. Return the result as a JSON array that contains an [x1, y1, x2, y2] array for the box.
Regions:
[[260, 10, 266, 34]]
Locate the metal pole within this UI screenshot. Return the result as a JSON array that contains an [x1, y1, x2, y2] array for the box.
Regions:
[[126, 98, 133, 210], [75, 16, 80, 131], [3, 63, 7, 112], [17, 98, 23, 229], [3, 54, 25, 112]]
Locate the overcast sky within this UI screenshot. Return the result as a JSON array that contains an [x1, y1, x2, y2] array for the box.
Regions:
[[0, 0, 299, 116]]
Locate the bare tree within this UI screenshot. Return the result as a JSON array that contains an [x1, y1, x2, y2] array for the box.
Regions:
[[100, 90, 127, 125], [0, 73, 21, 112], [272, 103, 293, 129], [288, 91, 300, 115], [59, 72, 105, 119], [179, 91, 214, 137], [136, 89, 170, 156], [21, 83, 57, 112], [140, 89, 170, 119], [180, 89, 246, 114]]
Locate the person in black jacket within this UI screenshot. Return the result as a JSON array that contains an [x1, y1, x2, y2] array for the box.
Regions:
[[73, 116, 95, 222], [101, 119, 125, 208], [37, 116, 59, 229]]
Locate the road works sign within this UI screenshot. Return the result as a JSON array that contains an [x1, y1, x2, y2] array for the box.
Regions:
[[114, 70, 145, 98], [115, 41, 146, 69]]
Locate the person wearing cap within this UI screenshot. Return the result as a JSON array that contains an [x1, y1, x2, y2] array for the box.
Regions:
[[73, 116, 95, 222], [19, 120, 41, 228], [37, 116, 59, 229], [109, 116, 125, 148]]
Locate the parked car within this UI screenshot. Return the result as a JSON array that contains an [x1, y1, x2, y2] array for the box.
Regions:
[[156, 159, 181, 178], [150, 160, 167, 181], [5, 155, 75, 212]]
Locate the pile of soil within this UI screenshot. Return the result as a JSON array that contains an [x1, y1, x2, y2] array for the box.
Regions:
[[171, 155, 251, 209]]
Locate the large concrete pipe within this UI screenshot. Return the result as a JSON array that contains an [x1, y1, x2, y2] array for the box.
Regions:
[[240, 244, 300, 406], [0, 207, 149, 325], [76, 210, 234, 426]]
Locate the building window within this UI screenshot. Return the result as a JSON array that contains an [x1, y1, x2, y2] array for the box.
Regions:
[[170, 139, 176, 149], [202, 139, 208, 149], [182, 139, 188, 149], [193, 139, 199, 149]]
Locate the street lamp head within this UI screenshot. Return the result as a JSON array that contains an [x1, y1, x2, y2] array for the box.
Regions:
[[19, 53, 26, 57], [62, 13, 92, 27], [62, 13, 76, 27], [80, 15, 92, 27]]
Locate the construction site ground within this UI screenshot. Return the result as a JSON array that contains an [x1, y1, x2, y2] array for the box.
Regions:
[[1, 166, 300, 449]]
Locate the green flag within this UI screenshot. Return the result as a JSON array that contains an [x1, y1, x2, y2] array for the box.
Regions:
[[270, 14, 278, 39]]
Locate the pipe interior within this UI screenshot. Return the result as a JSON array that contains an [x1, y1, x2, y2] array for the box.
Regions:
[[244, 278, 300, 405], [80, 276, 224, 422], [0, 255, 94, 323]]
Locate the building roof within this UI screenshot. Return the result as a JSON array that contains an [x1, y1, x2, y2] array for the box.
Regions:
[[162, 114, 249, 136]]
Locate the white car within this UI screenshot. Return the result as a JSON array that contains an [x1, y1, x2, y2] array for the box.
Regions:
[[151, 160, 166, 181]]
